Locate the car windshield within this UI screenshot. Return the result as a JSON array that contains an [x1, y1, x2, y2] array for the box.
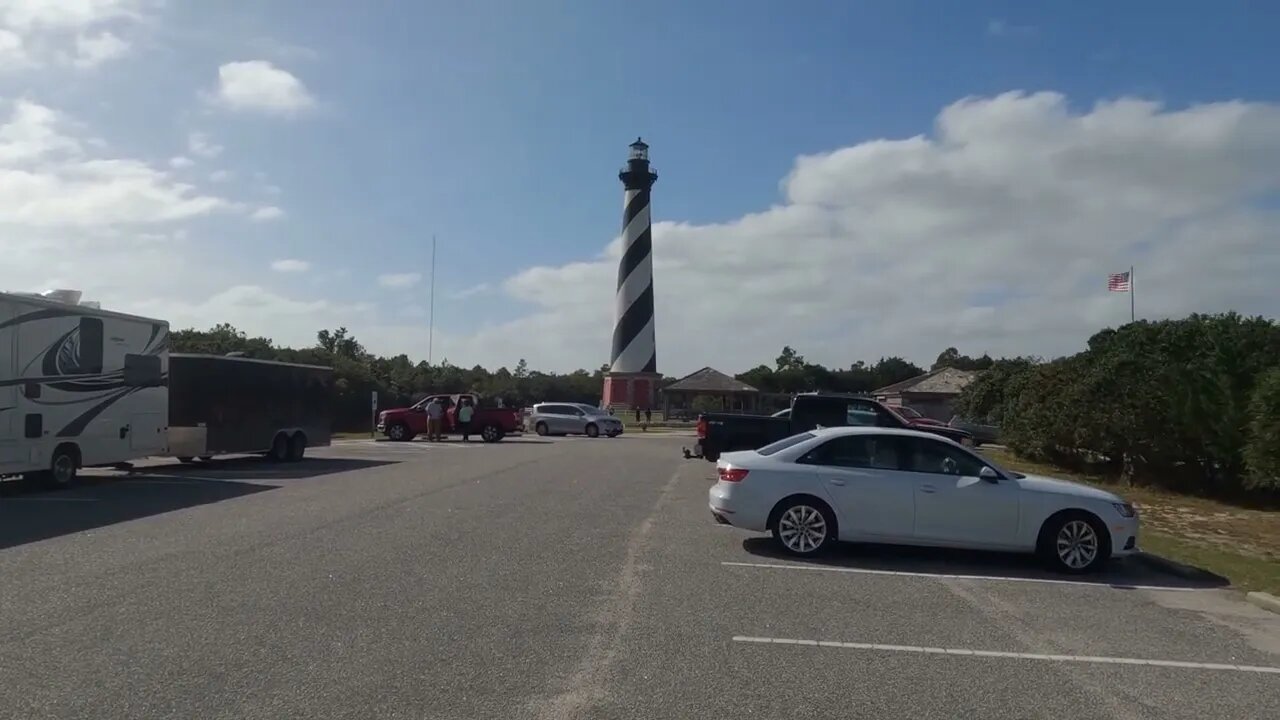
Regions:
[[756, 432, 816, 456]]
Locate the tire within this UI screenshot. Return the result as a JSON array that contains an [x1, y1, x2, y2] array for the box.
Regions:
[[770, 498, 836, 556], [287, 434, 306, 461], [585, 423, 600, 438], [1040, 511, 1110, 574], [42, 446, 79, 489], [268, 434, 290, 462], [703, 450, 720, 463], [177, 456, 195, 464], [535, 422, 549, 437], [481, 424, 503, 443], [387, 423, 414, 442]]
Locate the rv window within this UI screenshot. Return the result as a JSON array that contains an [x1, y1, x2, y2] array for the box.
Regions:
[[123, 354, 163, 387], [77, 318, 104, 375]]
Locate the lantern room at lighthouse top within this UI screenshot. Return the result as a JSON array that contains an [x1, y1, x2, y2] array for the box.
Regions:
[[628, 137, 648, 161]]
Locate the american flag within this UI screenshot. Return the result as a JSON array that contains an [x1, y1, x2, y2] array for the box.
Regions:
[[1108, 271, 1131, 292]]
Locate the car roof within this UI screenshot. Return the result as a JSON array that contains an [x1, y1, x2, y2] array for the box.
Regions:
[[808, 425, 957, 442]]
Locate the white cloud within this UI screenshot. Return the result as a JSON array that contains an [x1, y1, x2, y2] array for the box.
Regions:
[[131, 285, 376, 343], [187, 131, 222, 158], [0, 0, 152, 30], [0, 27, 29, 66], [270, 258, 310, 273], [208, 169, 232, 182], [212, 60, 315, 115], [168, 155, 192, 168], [432, 91, 1280, 374], [0, 99, 232, 227], [249, 205, 283, 221], [0, 100, 80, 163], [0, 95, 255, 317], [71, 30, 129, 68], [987, 19, 1037, 37], [377, 272, 421, 289], [451, 282, 492, 299], [248, 37, 318, 62], [0, 0, 154, 70]]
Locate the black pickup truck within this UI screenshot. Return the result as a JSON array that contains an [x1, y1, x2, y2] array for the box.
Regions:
[[686, 393, 973, 462]]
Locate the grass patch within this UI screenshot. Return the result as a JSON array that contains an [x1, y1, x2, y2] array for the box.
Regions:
[[981, 447, 1280, 594]]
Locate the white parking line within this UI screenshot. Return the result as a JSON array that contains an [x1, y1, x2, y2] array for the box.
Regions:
[[721, 561, 1209, 591], [731, 636, 1280, 674]]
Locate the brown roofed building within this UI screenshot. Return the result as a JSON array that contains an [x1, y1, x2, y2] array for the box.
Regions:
[[660, 367, 761, 418], [872, 367, 979, 422]]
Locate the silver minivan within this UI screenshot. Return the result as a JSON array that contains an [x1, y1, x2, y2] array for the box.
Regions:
[[527, 403, 624, 438]]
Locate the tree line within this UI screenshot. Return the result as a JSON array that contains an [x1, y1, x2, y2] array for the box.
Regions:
[[168, 324, 963, 430], [952, 313, 1280, 496]]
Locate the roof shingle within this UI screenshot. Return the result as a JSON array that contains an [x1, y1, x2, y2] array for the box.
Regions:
[[662, 367, 759, 393], [873, 367, 979, 396]]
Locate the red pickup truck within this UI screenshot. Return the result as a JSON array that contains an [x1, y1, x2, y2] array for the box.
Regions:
[[377, 393, 523, 443]]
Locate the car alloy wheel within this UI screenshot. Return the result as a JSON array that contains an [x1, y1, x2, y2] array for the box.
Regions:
[[535, 422, 549, 436], [388, 424, 407, 441], [482, 424, 500, 442], [585, 423, 599, 438], [1056, 519, 1099, 570], [777, 504, 828, 554]]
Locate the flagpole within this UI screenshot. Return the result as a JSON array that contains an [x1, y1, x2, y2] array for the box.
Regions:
[[1130, 265, 1135, 323], [428, 234, 436, 364]]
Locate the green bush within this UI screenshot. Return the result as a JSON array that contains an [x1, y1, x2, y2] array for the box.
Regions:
[[979, 313, 1280, 496], [1245, 367, 1280, 490]]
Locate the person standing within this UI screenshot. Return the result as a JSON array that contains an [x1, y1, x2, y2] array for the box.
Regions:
[[457, 398, 474, 442], [634, 406, 641, 423], [644, 407, 652, 424], [425, 396, 444, 441]]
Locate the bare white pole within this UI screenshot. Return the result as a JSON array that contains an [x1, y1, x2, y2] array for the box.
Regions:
[[428, 234, 436, 364]]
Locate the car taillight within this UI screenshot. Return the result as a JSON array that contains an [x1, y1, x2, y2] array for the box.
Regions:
[[718, 467, 749, 482], [696, 417, 707, 438]]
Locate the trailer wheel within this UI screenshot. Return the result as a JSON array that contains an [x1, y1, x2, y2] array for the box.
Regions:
[[287, 433, 307, 461], [268, 434, 290, 462]]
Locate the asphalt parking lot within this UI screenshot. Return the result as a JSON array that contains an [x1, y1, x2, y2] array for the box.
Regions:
[[1, 435, 1277, 719]]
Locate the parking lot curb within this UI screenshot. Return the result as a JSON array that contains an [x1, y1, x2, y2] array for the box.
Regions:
[[1246, 592, 1280, 615], [1132, 552, 1227, 584]]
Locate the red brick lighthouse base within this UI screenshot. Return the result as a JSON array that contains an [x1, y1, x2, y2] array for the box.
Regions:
[[602, 371, 662, 412]]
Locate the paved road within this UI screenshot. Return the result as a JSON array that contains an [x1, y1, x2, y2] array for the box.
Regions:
[[1, 436, 1277, 719]]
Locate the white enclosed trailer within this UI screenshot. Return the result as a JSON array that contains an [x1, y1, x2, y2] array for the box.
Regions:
[[0, 290, 169, 487]]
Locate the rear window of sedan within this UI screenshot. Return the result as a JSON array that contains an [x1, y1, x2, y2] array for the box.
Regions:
[[757, 432, 816, 456]]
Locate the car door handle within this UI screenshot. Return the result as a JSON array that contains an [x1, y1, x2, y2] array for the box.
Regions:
[[919, 485, 937, 494], [829, 479, 846, 486]]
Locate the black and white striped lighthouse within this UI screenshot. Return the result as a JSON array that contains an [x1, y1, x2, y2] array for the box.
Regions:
[[602, 138, 661, 412]]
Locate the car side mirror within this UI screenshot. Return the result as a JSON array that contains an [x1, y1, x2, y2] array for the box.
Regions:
[[979, 466, 1000, 483]]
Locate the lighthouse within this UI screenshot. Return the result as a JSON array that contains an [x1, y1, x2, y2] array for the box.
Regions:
[[601, 138, 660, 412]]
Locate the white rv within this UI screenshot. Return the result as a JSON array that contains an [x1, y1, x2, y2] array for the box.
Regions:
[[0, 290, 169, 487]]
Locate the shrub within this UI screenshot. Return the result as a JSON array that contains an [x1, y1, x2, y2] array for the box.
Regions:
[[1245, 366, 1280, 490]]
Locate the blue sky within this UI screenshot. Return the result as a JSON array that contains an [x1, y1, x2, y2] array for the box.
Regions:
[[3, 1, 1280, 373]]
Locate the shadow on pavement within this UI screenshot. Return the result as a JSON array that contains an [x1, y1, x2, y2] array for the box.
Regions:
[[128, 456, 396, 480], [0, 457, 397, 550], [740, 537, 1229, 590], [370, 438, 556, 446]]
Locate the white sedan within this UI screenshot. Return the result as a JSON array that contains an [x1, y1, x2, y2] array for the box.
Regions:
[[708, 426, 1139, 573]]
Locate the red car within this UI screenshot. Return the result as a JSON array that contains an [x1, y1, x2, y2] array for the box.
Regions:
[[377, 393, 523, 442], [889, 405, 947, 427]]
